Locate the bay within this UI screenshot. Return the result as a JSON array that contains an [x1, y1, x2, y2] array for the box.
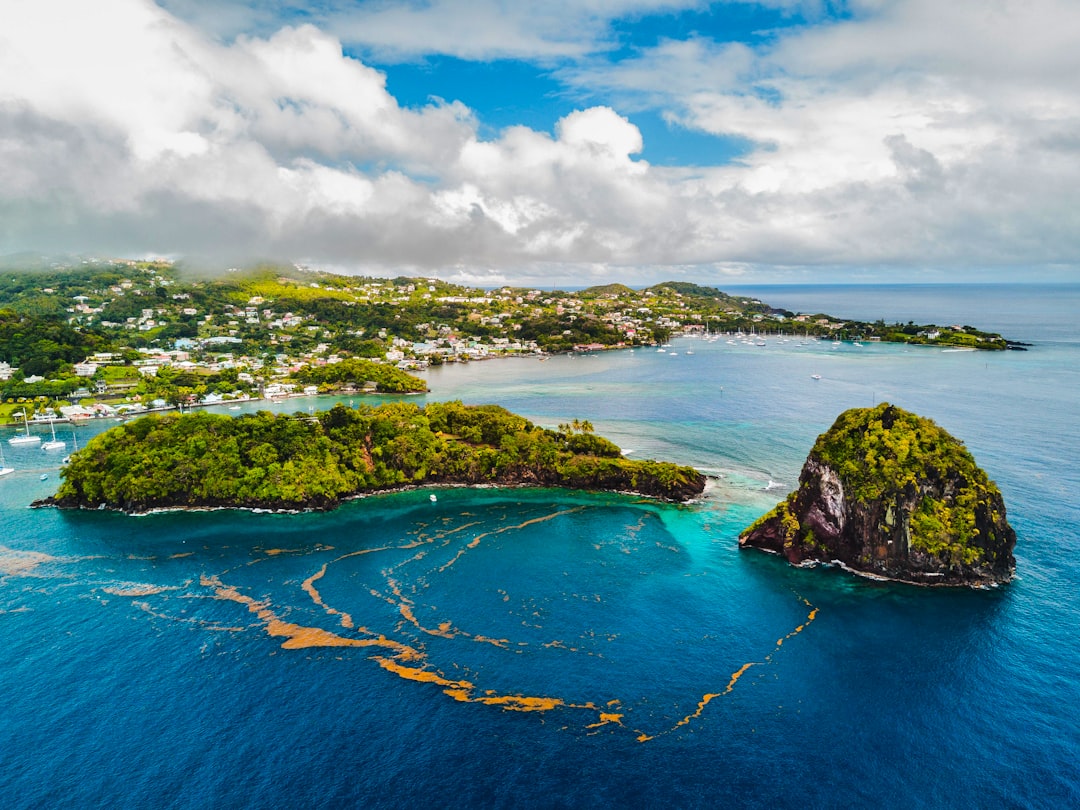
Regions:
[[1, 284, 1078, 808]]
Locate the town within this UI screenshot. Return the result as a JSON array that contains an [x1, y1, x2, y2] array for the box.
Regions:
[[0, 258, 1011, 426]]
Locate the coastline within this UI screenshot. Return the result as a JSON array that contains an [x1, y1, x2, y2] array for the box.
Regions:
[[38, 401, 708, 512], [3, 281, 1076, 810], [33, 476, 713, 516], [743, 545, 1008, 589], [4, 320, 1024, 436]]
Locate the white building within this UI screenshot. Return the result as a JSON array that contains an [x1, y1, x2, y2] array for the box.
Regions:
[[73, 362, 99, 377]]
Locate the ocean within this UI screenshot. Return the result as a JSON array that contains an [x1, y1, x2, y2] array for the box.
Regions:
[[2, 284, 1078, 808]]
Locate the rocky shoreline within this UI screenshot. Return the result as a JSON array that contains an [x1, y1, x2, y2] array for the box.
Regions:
[[35, 403, 706, 515], [33, 475, 707, 517], [33, 468, 706, 515], [739, 404, 1016, 588]]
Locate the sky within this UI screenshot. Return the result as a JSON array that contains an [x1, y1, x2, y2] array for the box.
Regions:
[[2, 0, 1079, 286]]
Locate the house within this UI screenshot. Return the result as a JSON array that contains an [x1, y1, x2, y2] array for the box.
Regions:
[[60, 404, 95, 420]]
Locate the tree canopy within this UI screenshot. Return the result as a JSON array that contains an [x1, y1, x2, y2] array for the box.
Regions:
[[293, 358, 427, 393], [49, 402, 705, 512]]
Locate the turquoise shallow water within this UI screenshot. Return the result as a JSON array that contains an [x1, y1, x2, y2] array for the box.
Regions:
[[2, 285, 1079, 808]]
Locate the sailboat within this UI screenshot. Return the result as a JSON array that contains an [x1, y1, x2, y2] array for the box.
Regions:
[[42, 419, 66, 451], [62, 429, 78, 465], [8, 411, 41, 445], [0, 443, 13, 476]]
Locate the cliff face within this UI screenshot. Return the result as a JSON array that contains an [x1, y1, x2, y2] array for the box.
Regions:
[[739, 404, 1016, 587]]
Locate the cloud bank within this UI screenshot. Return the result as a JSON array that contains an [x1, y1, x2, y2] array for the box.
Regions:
[[2, 0, 1079, 284]]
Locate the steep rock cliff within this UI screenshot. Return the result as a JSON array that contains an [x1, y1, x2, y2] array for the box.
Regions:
[[739, 404, 1016, 586]]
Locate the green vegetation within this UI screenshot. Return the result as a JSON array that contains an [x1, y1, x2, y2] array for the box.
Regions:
[[0, 260, 1015, 423], [294, 358, 428, 393], [743, 495, 800, 547], [810, 403, 1001, 560], [740, 403, 1014, 584], [50, 402, 705, 512], [814, 403, 978, 500], [0, 308, 102, 377]]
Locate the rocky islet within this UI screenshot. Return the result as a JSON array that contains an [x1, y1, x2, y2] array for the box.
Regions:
[[739, 403, 1016, 587]]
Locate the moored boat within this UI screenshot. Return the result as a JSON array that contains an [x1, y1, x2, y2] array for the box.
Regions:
[[41, 420, 65, 451], [9, 411, 41, 446]]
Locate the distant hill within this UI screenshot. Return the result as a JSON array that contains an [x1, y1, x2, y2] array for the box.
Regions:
[[652, 281, 739, 301], [579, 283, 636, 297]]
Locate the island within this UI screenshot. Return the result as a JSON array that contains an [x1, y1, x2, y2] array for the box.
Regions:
[[2, 260, 1023, 435], [36, 402, 706, 513], [739, 403, 1016, 586]]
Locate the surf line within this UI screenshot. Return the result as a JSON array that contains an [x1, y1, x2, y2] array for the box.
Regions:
[[634, 595, 819, 743]]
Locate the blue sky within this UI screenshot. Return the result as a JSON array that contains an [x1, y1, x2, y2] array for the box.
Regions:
[[1, 1, 1078, 285], [381, 57, 756, 166]]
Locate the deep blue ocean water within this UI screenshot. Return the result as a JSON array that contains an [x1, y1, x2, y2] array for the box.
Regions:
[[2, 284, 1078, 809]]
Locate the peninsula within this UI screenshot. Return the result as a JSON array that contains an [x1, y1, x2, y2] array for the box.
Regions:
[[739, 403, 1016, 587], [37, 402, 706, 513], [2, 260, 1021, 433]]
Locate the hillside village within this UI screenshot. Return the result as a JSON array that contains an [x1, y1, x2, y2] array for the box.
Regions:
[[0, 259, 1011, 425]]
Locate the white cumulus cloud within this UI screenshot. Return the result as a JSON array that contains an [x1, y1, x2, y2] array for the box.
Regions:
[[1, 0, 1078, 284]]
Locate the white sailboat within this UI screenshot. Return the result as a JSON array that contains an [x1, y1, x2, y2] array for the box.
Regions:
[[0, 443, 13, 476], [62, 429, 78, 464], [8, 411, 41, 445], [42, 419, 66, 451]]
